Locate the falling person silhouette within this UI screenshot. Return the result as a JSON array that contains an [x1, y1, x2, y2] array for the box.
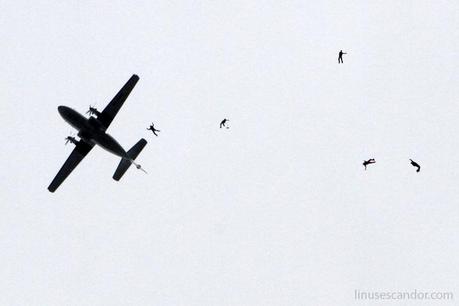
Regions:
[[147, 123, 160, 136], [220, 118, 229, 129], [338, 50, 347, 64], [409, 159, 421, 172], [363, 158, 376, 170]]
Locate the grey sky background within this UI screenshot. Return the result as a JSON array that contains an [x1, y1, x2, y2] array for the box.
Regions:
[[1, 1, 458, 305]]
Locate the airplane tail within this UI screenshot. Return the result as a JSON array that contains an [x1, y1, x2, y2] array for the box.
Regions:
[[113, 138, 147, 181]]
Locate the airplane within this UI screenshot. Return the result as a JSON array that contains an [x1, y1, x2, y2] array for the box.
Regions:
[[48, 74, 147, 192]]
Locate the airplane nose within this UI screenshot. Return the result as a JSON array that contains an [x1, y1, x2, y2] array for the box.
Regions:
[[58, 105, 68, 116]]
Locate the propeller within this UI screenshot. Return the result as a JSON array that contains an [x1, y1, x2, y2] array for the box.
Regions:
[[64, 132, 77, 145], [86, 104, 99, 116]]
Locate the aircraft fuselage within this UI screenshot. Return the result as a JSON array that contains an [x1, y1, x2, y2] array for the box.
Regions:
[[58, 106, 128, 159]]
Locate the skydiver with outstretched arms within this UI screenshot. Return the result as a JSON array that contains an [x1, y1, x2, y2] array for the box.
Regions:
[[363, 158, 376, 170], [147, 123, 160, 136]]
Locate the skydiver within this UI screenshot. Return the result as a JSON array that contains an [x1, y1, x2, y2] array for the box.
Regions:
[[338, 50, 347, 64], [147, 123, 160, 136], [363, 158, 376, 170], [220, 118, 229, 129], [409, 159, 421, 172]]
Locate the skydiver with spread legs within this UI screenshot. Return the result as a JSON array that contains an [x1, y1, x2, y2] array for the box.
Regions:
[[147, 123, 160, 136]]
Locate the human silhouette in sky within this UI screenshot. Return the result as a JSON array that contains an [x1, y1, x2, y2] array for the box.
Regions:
[[220, 118, 229, 129], [147, 123, 160, 136], [363, 158, 376, 170], [409, 159, 421, 172], [338, 50, 347, 64]]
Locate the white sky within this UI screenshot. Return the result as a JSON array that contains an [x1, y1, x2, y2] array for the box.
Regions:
[[1, 1, 458, 305]]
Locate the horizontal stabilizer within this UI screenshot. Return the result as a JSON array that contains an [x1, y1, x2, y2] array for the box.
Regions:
[[113, 138, 147, 181]]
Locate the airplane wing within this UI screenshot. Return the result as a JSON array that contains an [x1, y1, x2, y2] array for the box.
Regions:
[[97, 74, 139, 130], [48, 141, 95, 192]]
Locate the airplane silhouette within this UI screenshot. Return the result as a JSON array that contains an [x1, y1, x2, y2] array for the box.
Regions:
[[48, 75, 148, 192], [363, 158, 376, 170], [409, 159, 421, 172]]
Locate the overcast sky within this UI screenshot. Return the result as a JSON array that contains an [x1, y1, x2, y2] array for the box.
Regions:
[[1, 1, 458, 305]]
